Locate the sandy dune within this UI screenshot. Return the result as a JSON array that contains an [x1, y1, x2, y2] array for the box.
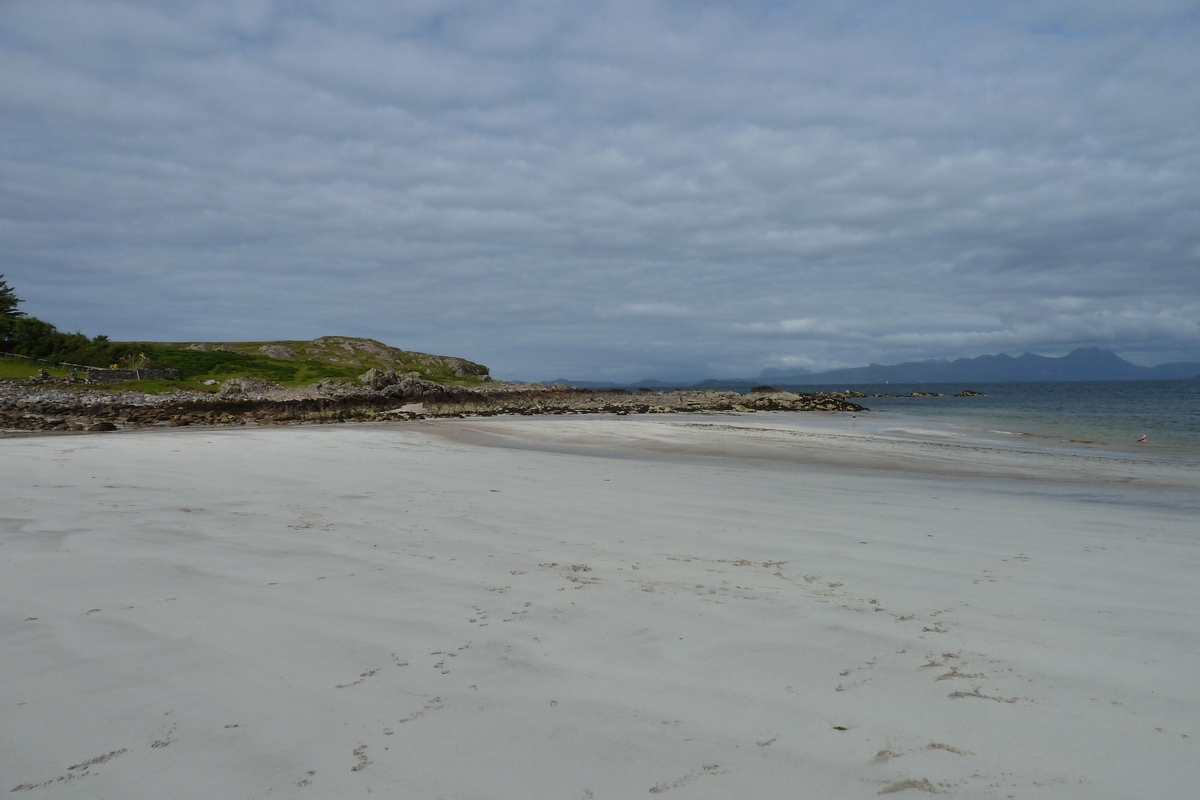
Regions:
[[2, 416, 1198, 798]]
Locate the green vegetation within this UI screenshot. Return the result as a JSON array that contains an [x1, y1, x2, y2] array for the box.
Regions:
[[141, 345, 363, 384], [0, 274, 21, 318], [141, 337, 491, 387], [1, 276, 145, 366], [1, 276, 490, 388], [0, 357, 68, 380]]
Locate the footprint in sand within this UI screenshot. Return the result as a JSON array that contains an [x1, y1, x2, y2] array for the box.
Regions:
[[648, 764, 725, 794], [878, 778, 938, 794], [398, 697, 445, 724], [335, 668, 379, 689], [870, 749, 903, 764], [150, 722, 176, 748], [948, 687, 1020, 703], [9, 748, 128, 792]]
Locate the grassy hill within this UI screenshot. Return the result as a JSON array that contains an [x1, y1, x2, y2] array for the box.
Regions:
[[147, 337, 490, 386], [3, 337, 490, 391]]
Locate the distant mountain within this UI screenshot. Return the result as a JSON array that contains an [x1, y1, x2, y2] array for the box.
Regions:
[[545, 348, 1200, 390], [758, 348, 1200, 385], [759, 365, 812, 378]]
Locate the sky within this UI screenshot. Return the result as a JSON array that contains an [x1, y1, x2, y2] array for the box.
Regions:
[[2, 1, 1199, 382]]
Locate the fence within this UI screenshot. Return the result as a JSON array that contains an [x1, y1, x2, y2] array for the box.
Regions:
[[86, 368, 180, 383], [0, 350, 178, 382], [0, 350, 95, 372]]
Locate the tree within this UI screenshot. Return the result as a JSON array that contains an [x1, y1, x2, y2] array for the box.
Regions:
[[0, 275, 146, 365], [0, 274, 24, 319]]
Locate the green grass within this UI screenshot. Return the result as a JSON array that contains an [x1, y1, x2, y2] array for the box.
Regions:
[[5, 337, 491, 390], [141, 346, 364, 385], [0, 358, 69, 379], [138, 338, 490, 387]]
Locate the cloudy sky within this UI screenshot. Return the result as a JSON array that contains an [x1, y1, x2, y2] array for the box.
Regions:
[[3, 1, 1198, 381]]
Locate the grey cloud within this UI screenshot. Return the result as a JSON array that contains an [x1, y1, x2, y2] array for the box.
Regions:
[[2, 1, 1198, 380]]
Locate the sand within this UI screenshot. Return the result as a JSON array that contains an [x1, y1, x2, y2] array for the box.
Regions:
[[2, 414, 1198, 798]]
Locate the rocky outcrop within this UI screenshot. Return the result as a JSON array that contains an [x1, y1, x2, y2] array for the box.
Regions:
[[360, 368, 472, 401], [258, 344, 297, 359], [217, 378, 282, 398], [313, 378, 375, 399], [359, 367, 402, 390], [1, 379, 867, 433], [311, 336, 490, 379], [954, 390, 986, 397], [186, 343, 236, 352]]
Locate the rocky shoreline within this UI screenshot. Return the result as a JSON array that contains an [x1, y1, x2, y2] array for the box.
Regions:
[[1, 370, 867, 433]]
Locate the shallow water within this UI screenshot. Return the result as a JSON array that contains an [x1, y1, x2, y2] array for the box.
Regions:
[[776, 379, 1200, 457]]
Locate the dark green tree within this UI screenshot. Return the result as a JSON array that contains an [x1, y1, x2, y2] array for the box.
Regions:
[[0, 274, 24, 319], [0, 275, 141, 365]]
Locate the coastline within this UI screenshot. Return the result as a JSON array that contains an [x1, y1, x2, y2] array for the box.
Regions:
[[429, 412, 1200, 490], [0, 379, 865, 434], [3, 418, 1198, 798]]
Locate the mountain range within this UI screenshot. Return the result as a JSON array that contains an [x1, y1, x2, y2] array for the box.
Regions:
[[550, 348, 1200, 389]]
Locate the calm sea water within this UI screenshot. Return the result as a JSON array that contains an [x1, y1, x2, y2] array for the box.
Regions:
[[779, 379, 1200, 456]]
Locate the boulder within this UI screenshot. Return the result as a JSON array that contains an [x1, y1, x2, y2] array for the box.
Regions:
[[217, 379, 248, 398], [359, 367, 402, 390], [380, 374, 449, 400], [258, 345, 297, 360], [216, 378, 280, 398]]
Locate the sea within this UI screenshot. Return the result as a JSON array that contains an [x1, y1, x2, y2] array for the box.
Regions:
[[777, 379, 1200, 459]]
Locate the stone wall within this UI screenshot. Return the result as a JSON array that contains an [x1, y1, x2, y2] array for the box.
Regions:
[[86, 368, 181, 383]]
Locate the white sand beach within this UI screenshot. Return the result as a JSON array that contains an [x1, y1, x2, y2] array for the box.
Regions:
[[2, 415, 1198, 798]]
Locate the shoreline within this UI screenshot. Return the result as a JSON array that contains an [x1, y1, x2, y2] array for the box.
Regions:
[[0, 379, 865, 433], [427, 414, 1200, 491], [9, 406, 1194, 488]]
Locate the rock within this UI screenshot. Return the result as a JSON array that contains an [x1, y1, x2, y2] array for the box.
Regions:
[[908, 392, 943, 397], [379, 374, 451, 400], [218, 379, 248, 397], [954, 390, 986, 397], [450, 360, 490, 378], [258, 345, 297, 360], [88, 422, 118, 432], [317, 378, 376, 399], [359, 367, 401, 390], [216, 378, 281, 398]]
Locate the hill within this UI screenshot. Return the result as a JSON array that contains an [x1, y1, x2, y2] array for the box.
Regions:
[[2, 336, 490, 390], [148, 337, 490, 384], [754, 348, 1200, 385]]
